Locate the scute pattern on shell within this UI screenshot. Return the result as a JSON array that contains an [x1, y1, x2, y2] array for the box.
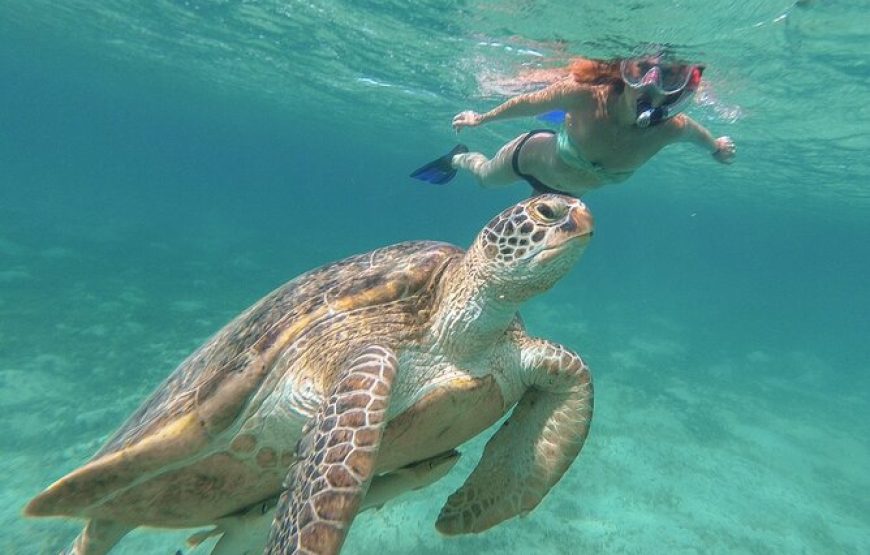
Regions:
[[95, 241, 461, 459]]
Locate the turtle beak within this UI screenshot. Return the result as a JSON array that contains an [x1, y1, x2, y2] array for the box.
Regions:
[[537, 201, 594, 262], [560, 201, 595, 245]]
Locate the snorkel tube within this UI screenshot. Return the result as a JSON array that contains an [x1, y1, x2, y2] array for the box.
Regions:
[[635, 89, 695, 128], [630, 65, 704, 128]]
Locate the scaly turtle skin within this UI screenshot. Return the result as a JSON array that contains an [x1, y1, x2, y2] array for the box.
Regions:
[[26, 194, 596, 555]]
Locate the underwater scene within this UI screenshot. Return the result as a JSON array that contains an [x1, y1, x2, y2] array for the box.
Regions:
[[1, 1, 868, 553]]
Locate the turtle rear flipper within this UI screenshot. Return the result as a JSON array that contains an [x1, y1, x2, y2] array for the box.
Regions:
[[436, 339, 593, 535], [265, 345, 397, 554]]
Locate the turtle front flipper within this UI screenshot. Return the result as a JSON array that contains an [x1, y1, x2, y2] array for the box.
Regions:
[[436, 338, 593, 535], [265, 345, 397, 555]]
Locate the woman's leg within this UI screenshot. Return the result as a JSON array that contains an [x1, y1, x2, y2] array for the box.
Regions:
[[452, 135, 527, 189]]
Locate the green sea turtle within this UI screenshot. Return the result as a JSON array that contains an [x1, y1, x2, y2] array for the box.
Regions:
[[26, 194, 596, 555]]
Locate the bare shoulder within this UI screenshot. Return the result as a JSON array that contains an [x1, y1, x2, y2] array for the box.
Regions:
[[547, 78, 596, 108], [561, 78, 598, 97]]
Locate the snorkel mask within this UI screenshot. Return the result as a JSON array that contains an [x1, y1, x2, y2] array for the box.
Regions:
[[620, 57, 703, 128]]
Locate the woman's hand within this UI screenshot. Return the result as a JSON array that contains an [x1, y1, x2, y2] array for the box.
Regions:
[[452, 110, 483, 132], [712, 136, 736, 164]]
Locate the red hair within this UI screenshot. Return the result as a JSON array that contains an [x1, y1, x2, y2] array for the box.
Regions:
[[568, 57, 625, 93]]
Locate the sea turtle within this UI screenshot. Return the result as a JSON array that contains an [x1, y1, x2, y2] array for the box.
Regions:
[[26, 194, 596, 555]]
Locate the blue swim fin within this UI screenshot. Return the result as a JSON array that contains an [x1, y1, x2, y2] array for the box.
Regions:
[[536, 110, 566, 125], [409, 144, 469, 185]]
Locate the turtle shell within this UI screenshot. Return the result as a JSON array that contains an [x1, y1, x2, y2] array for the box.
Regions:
[[26, 240, 460, 525]]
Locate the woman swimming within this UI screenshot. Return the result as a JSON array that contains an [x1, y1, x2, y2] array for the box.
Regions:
[[410, 55, 736, 197]]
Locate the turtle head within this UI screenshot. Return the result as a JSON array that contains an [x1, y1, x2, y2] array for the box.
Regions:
[[471, 194, 594, 301]]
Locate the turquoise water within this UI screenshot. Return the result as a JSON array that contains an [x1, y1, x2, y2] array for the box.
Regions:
[[2, 1, 868, 553]]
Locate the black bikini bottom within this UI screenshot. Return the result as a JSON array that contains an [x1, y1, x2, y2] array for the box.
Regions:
[[511, 129, 568, 196]]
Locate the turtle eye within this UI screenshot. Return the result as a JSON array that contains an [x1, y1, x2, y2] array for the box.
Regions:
[[532, 200, 566, 223], [537, 204, 555, 219]]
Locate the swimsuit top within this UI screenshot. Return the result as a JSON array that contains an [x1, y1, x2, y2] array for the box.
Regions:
[[556, 127, 634, 183]]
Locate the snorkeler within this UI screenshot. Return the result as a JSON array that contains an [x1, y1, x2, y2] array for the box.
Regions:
[[410, 54, 736, 197]]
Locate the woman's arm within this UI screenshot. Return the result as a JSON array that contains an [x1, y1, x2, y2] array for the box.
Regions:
[[674, 114, 736, 164], [453, 79, 585, 131]]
